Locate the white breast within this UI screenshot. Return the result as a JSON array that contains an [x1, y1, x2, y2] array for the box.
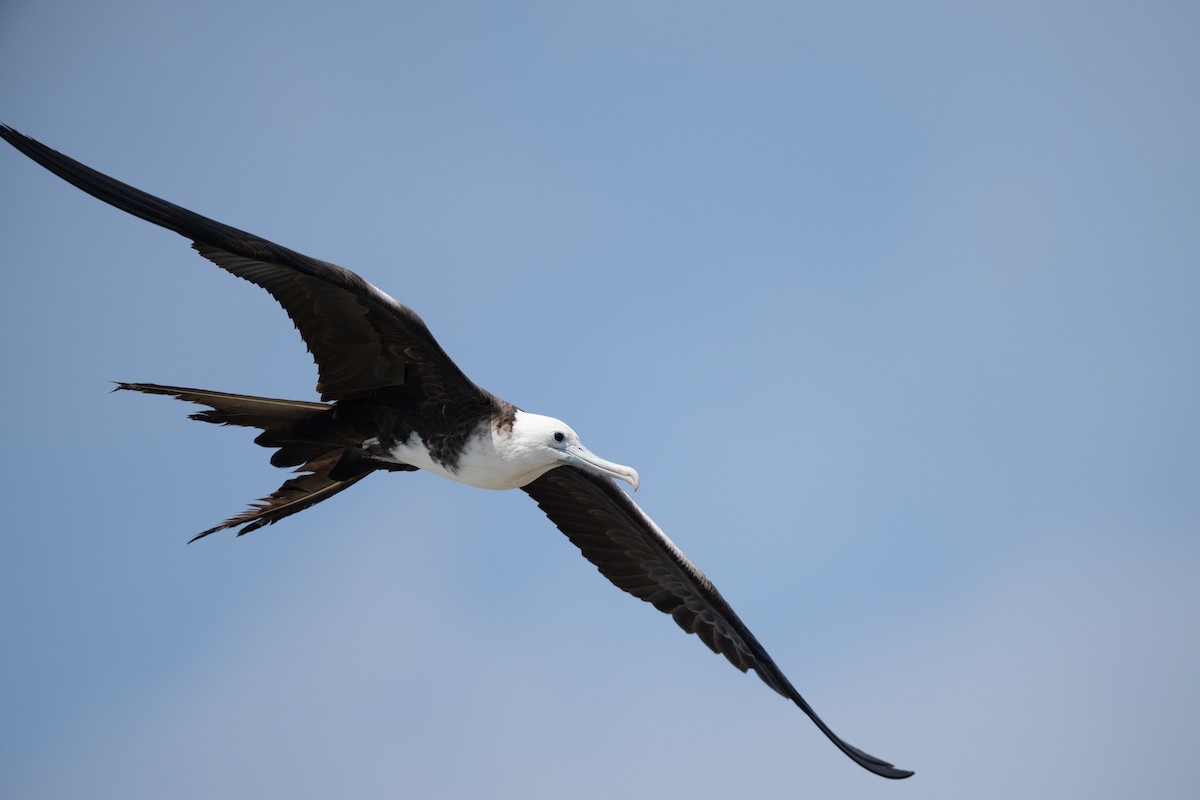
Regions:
[[385, 414, 558, 491]]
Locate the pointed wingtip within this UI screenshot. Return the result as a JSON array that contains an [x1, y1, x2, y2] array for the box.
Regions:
[[780, 678, 913, 778], [831, 737, 913, 778], [866, 763, 915, 780], [833, 735, 914, 779]]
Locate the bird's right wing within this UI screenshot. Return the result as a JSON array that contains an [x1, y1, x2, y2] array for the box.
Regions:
[[522, 466, 912, 779]]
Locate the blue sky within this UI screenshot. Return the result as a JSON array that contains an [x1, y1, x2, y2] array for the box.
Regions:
[[1, 1, 1197, 797]]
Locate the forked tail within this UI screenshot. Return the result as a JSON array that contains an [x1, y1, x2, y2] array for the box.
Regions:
[[116, 383, 411, 540]]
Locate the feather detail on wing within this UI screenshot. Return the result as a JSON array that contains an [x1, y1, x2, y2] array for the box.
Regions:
[[522, 466, 912, 779], [0, 124, 486, 404]]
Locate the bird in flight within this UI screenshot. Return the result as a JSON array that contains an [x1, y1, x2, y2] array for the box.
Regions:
[[1, 124, 912, 779]]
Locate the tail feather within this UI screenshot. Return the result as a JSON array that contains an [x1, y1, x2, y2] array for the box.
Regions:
[[116, 382, 410, 539], [190, 450, 370, 542], [115, 383, 330, 428], [265, 440, 339, 468]]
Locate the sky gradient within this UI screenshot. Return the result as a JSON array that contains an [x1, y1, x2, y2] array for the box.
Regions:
[[2, 2, 1198, 798]]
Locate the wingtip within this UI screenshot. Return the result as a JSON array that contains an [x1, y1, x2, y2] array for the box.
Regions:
[[838, 739, 914, 779], [866, 763, 915, 780], [784, 686, 913, 779]]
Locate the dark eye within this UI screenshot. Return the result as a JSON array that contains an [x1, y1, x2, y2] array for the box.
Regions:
[[553, 431, 565, 443]]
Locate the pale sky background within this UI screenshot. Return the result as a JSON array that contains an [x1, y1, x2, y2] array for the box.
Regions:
[[1, 1, 1197, 798]]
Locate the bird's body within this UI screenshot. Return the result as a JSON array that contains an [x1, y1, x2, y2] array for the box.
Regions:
[[1, 123, 911, 780], [382, 421, 521, 489], [382, 410, 637, 492]]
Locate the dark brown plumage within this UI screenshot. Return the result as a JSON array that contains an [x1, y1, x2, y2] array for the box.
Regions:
[[2, 123, 912, 779]]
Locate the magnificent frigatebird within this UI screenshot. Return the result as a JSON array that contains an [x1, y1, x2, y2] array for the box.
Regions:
[[1, 124, 912, 780]]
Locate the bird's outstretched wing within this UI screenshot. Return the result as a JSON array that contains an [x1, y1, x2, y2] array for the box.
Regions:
[[522, 466, 913, 779], [0, 124, 485, 407]]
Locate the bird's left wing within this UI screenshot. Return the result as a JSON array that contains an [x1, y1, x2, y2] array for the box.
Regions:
[[522, 466, 912, 779], [0, 124, 489, 406]]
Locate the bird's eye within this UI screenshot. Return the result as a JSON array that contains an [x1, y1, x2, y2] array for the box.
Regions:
[[553, 431, 565, 443]]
